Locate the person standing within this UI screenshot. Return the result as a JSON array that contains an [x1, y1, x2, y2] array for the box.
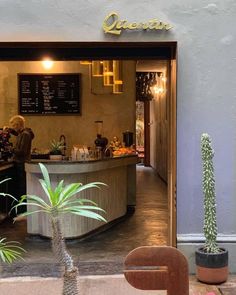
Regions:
[[6, 115, 34, 214]]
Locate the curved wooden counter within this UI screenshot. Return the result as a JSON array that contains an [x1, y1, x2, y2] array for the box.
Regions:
[[25, 155, 137, 238]]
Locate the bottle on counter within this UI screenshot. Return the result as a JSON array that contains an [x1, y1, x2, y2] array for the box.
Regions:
[[71, 147, 78, 161], [95, 146, 102, 159]]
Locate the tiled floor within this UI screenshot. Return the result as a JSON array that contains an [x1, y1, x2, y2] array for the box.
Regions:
[[0, 165, 168, 277]]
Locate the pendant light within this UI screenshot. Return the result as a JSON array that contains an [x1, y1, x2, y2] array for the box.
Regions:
[[151, 72, 165, 95]]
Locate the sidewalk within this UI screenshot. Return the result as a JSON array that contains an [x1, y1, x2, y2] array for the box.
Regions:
[[0, 275, 235, 295]]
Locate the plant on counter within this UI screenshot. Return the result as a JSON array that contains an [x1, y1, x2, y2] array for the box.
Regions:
[[50, 139, 64, 155], [195, 133, 228, 284], [13, 163, 107, 295]]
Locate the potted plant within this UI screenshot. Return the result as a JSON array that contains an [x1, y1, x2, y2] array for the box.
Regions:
[[13, 163, 106, 295], [49, 139, 64, 160], [195, 133, 228, 284]]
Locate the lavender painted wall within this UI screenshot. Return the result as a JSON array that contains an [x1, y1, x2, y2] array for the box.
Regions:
[[0, 0, 236, 236]]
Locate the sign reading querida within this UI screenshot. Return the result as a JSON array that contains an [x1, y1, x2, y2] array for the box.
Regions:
[[103, 12, 172, 35]]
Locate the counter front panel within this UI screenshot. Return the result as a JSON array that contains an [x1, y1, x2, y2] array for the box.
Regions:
[[25, 155, 137, 238]]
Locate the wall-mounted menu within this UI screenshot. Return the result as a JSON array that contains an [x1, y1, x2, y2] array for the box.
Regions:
[[18, 73, 81, 115]]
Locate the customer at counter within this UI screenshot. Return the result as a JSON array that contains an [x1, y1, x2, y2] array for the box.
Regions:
[[4, 115, 34, 214]]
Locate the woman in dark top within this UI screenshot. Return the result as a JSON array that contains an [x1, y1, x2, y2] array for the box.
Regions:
[[7, 115, 34, 214]]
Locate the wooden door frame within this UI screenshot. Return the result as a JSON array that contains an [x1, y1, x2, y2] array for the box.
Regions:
[[144, 100, 150, 166], [0, 41, 177, 246], [168, 58, 177, 247]]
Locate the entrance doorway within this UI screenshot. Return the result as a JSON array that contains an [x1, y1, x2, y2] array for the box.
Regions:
[[136, 60, 169, 180], [0, 42, 177, 246]]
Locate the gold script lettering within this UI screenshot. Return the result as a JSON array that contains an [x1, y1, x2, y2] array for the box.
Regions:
[[102, 12, 172, 35], [102, 12, 122, 35], [128, 22, 138, 29]]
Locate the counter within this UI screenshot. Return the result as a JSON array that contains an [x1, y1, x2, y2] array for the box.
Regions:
[[0, 161, 14, 172], [25, 155, 137, 238]]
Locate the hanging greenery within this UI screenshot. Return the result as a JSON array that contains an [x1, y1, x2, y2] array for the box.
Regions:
[[136, 72, 157, 101]]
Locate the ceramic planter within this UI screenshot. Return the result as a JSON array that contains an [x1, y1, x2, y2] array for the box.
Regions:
[[49, 154, 63, 161], [195, 247, 228, 284]]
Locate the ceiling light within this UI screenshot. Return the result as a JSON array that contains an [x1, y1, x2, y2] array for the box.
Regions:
[[42, 58, 54, 69]]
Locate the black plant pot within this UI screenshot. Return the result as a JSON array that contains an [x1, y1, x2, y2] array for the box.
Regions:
[[195, 247, 228, 284]]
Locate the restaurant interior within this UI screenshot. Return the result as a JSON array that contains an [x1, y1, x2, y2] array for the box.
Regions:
[[0, 49, 170, 274]]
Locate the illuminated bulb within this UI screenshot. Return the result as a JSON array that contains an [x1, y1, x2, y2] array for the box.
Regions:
[[153, 86, 164, 94], [162, 77, 167, 82], [42, 58, 54, 69]]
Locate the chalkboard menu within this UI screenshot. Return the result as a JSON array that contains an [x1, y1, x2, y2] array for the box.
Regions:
[[18, 73, 81, 115]]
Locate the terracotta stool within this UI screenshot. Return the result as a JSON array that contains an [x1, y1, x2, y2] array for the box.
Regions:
[[124, 246, 189, 295]]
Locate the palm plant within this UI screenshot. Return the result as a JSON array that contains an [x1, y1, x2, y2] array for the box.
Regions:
[[0, 179, 25, 264], [13, 163, 106, 295], [0, 237, 25, 264]]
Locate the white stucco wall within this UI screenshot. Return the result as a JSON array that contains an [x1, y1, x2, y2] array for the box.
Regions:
[[1, 1, 236, 238]]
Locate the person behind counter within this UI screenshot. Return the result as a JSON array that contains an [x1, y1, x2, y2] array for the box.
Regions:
[[5, 115, 34, 214]]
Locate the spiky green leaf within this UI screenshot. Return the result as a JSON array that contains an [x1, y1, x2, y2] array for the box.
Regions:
[[39, 163, 51, 189], [67, 209, 107, 222]]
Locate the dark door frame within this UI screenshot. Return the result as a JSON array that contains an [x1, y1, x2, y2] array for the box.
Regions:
[[0, 41, 177, 246]]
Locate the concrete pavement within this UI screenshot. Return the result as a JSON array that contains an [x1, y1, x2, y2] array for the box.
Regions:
[[0, 275, 165, 295], [0, 275, 224, 295]]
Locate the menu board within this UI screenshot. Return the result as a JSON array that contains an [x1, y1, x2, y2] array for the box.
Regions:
[[18, 73, 81, 115]]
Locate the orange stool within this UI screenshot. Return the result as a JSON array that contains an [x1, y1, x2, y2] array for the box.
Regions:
[[124, 246, 189, 295]]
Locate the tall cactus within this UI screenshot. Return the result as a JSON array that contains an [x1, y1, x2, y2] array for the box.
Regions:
[[201, 133, 220, 253]]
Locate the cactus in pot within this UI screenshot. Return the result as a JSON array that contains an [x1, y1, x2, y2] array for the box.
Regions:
[[195, 133, 228, 284], [201, 133, 219, 254]]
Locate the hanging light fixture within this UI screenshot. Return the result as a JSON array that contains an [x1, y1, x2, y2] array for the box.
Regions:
[[103, 60, 114, 86], [113, 60, 123, 94], [92, 61, 103, 76], [151, 72, 166, 95]]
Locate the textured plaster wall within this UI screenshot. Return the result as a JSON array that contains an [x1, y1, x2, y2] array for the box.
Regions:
[[0, 61, 136, 154], [0, 0, 236, 235]]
